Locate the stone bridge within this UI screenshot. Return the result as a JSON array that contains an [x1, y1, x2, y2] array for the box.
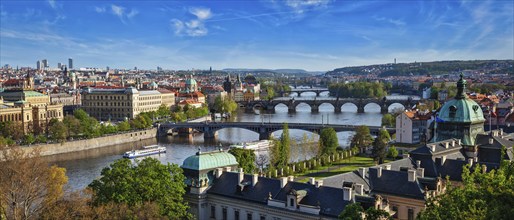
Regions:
[[241, 97, 416, 114], [280, 88, 330, 97], [158, 121, 394, 140]]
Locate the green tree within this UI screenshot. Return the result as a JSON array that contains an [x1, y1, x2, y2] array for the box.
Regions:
[[351, 126, 373, 153], [22, 133, 36, 145], [269, 137, 282, 168], [381, 114, 395, 127], [228, 148, 256, 173], [372, 128, 390, 164], [418, 159, 514, 220], [279, 123, 291, 168], [387, 146, 398, 159], [48, 119, 68, 142], [339, 203, 364, 220], [88, 158, 191, 219], [63, 115, 81, 138], [156, 104, 170, 118], [319, 127, 339, 156], [117, 121, 131, 131]]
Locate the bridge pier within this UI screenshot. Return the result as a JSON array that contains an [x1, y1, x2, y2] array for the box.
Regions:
[[259, 131, 272, 140], [288, 105, 296, 113], [316, 91, 320, 97], [311, 105, 319, 113], [204, 130, 218, 140], [357, 105, 365, 114], [334, 106, 341, 113], [380, 106, 389, 114], [178, 128, 194, 136]]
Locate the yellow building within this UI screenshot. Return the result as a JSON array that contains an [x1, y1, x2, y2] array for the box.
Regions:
[[81, 87, 175, 121]]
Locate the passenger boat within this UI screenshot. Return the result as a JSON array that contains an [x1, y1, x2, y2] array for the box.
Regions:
[[123, 145, 166, 158], [229, 140, 273, 152]]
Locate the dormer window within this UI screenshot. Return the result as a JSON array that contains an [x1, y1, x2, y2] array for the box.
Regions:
[[449, 105, 457, 117]]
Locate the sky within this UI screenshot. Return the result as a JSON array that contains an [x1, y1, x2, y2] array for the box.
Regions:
[[0, 0, 513, 71]]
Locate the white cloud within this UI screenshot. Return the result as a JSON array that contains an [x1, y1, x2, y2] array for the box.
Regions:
[[373, 16, 406, 27], [285, 0, 331, 14], [111, 4, 125, 18], [171, 7, 213, 37], [127, 9, 139, 18], [48, 0, 57, 9], [95, 7, 106, 13]]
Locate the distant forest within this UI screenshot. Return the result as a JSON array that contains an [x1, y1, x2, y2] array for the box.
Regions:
[[326, 60, 513, 76]]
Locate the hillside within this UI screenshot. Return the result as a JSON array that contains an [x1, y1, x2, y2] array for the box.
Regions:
[[326, 60, 513, 76]]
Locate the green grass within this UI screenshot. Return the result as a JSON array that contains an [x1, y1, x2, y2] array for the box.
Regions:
[[295, 156, 379, 181]]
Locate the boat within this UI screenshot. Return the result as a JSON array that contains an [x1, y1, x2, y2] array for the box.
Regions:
[[123, 145, 166, 158], [229, 140, 273, 152]]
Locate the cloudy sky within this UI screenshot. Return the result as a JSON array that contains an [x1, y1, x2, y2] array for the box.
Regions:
[[1, 0, 512, 71]]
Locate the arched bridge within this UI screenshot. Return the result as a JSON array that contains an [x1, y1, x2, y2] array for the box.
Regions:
[[158, 121, 394, 140], [242, 97, 416, 114], [281, 88, 330, 97]]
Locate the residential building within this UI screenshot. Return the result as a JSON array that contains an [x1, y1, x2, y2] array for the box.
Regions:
[[396, 110, 432, 144]]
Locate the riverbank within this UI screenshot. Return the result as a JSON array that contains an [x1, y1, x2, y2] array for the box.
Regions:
[[13, 128, 157, 157]]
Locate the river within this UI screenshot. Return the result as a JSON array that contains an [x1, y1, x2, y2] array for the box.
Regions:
[[48, 93, 411, 190]]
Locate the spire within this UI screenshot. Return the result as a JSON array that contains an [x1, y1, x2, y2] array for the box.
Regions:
[[455, 73, 467, 99]]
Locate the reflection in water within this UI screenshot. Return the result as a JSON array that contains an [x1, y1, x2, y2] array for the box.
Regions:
[[50, 95, 388, 191]]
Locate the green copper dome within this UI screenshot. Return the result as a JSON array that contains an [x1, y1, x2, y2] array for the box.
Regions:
[[438, 74, 485, 124], [434, 73, 485, 146], [182, 150, 238, 171], [185, 77, 197, 85]]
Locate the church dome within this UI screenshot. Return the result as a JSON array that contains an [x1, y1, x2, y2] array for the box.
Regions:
[[438, 74, 485, 124], [185, 77, 197, 86], [182, 149, 238, 171]]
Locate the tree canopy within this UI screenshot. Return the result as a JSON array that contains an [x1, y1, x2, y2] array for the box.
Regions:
[[372, 128, 390, 164], [229, 148, 256, 173], [319, 127, 339, 156], [351, 126, 373, 152], [329, 81, 387, 98], [418, 159, 514, 220], [88, 158, 191, 219]]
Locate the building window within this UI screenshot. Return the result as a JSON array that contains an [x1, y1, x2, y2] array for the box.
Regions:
[[408, 208, 414, 220], [260, 215, 266, 220], [235, 210, 240, 220], [210, 205, 215, 218], [222, 207, 227, 220], [247, 213, 252, 220], [290, 198, 294, 207]]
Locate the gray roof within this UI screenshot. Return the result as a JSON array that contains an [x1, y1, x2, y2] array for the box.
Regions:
[[368, 168, 425, 200]]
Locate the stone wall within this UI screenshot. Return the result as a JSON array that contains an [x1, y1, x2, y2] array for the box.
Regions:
[[21, 128, 157, 156]]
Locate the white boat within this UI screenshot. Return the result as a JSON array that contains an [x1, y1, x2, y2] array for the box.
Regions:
[[229, 140, 273, 152], [123, 145, 166, 158]]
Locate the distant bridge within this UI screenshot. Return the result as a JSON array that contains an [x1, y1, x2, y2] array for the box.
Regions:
[[158, 121, 394, 140], [281, 88, 330, 97], [239, 97, 417, 114]]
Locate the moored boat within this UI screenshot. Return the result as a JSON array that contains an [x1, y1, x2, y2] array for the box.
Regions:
[[123, 145, 166, 158]]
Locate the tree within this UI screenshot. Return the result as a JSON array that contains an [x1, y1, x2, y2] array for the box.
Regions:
[[49, 120, 68, 142], [319, 127, 339, 156], [117, 121, 131, 131], [372, 128, 390, 164], [255, 154, 269, 171], [418, 159, 514, 220], [279, 123, 291, 168], [88, 158, 191, 219], [351, 126, 373, 153], [228, 148, 256, 173], [156, 104, 170, 118], [269, 137, 282, 168], [387, 146, 398, 159], [339, 203, 391, 220], [22, 133, 36, 145], [0, 147, 68, 219], [381, 114, 395, 127], [63, 115, 81, 138]]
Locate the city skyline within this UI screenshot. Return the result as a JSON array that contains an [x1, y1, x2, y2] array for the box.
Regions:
[[1, 0, 513, 71]]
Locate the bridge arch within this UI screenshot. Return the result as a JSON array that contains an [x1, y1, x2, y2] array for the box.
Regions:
[[363, 102, 381, 113], [339, 102, 358, 112], [387, 102, 406, 113], [318, 102, 335, 112], [294, 102, 312, 112], [273, 102, 289, 112]]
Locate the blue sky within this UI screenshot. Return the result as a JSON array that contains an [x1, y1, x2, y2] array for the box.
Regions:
[[1, 0, 513, 71]]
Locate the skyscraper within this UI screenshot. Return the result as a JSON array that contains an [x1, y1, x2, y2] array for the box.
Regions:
[[58, 63, 62, 69], [68, 58, 73, 69], [36, 60, 42, 70], [42, 59, 48, 68]]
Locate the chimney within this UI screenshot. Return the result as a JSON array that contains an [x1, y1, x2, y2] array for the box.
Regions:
[[452, 140, 456, 147], [216, 167, 223, 178], [309, 177, 316, 185], [403, 154, 410, 159], [458, 139, 461, 145], [238, 168, 244, 183], [377, 167, 383, 178], [416, 160, 421, 168], [224, 166, 232, 172], [408, 169, 416, 182], [441, 156, 447, 166], [445, 142, 449, 149], [499, 128, 503, 136], [482, 165, 487, 173], [288, 176, 295, 182], [315, 180, 323, 188], [358, 168, 367, 177], [417, 168, 425, 178], [488, 138, 494, 145], [468, 158, 474, 167], [280, 177, 288, 188], [384, 164, 392, 170], [354, 184, 364, 195], [343, 187, 353, 201], [252, 174, 259, 186]]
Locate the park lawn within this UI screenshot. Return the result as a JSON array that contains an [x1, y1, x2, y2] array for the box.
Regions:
[[296, 156, 378, 181]]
